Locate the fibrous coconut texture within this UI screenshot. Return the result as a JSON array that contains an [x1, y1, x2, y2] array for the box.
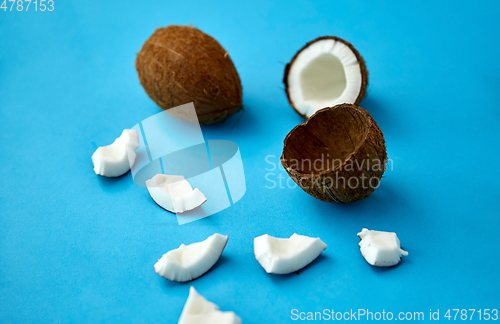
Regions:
[[284, 36, 368, 118], [357, 229, 408, 267], [146, 174, 207, 213], [178, 287, 241, 324], [154, 233, 228, 282], [136, 25, 243, 124], [254, 234, 327, 274], [281, 104, 387, 203], [91, 129, 139, 177]]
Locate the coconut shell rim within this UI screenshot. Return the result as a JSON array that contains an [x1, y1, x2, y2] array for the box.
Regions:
[[283, 36, 369, 119]]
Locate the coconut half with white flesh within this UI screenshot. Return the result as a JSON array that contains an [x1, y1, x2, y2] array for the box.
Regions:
[[154, 233, 228, 282], [357, 228, 408, 267], [178, 287, 241, 324], [254, 233, 327, 274], [284, 36, 368, 118], [91, 129, 139, 177], [146, 174, 207, 213]]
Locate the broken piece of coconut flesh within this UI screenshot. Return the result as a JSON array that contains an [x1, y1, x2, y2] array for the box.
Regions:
[[285, 36, 367, 118], [154, 233, 228, 282], [146, 174, 207, 213], [92, 129, 139, 177], [178, 287, 241, 324], [254, 233, 327, 274], [357, 228, 408, 267]]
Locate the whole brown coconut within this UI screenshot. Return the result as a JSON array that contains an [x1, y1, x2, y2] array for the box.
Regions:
[[281, 104, 387, 203], [136, 26, 243, 124]]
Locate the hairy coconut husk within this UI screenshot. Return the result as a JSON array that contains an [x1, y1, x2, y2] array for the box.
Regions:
[[283, 36, 369, 119], [136, 25, 243, 124], [281, 104, 387, 203]]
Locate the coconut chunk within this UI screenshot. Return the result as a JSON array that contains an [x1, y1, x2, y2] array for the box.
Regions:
[[146, 174, 207, 213], [154, 233, 228, 282], [284, 36, 368, 118], [178, 287, 242, 324], [357, 228, 408, 267], [254, 233, 327, 274], [91, 129, 139, 177]]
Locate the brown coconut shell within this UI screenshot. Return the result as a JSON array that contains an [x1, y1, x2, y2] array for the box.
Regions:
[[283, 36, 369, 119], [135, 25, 243, 124], [281, 103, 387, 203]]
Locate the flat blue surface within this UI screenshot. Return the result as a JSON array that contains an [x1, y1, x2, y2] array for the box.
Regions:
[[1, 0, 499, 322]]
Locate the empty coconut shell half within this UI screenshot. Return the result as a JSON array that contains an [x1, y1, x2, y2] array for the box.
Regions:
[[136, 25, 243, 124], [283, 36, 368, 118], [281, 104, 387, 203]]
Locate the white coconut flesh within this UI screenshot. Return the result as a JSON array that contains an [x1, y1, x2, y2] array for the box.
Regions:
[[146, 174, 207, 213], [287, 39, 363, 118], [154, 233, 228, 282], [91, 129, 139, 177], [254, 233, 327, 274], [178, 286, 242, 324], [357, 228, 408, 267]]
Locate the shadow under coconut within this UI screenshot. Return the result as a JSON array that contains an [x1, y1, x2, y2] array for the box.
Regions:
[[304, 181, 414, 224], [266, 253, 332, 284], [205, 254, 231, 275], [200, 106, 252, 133], [365, 256, 410, 275], [159, 255, 231, 289], [348, 181, 412, 213], [359, 96, 402, 137], [95, 171, 134, 193], [199, 96, 274, 140], [143, 195, 224, 227]]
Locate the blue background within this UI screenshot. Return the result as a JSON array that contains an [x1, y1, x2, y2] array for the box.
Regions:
[[1, 0, 499, 322]]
